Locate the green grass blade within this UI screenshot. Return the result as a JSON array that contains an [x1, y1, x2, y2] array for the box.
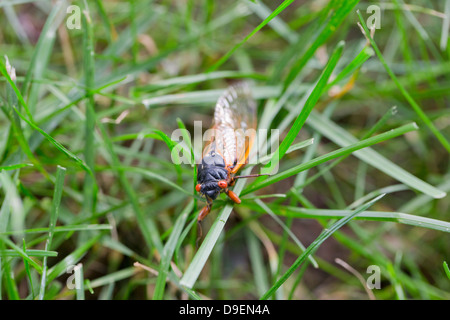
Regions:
[[0, 249, 58, 258], [22, 0, 67, 115], [357, 10, 450, 152], [260, 193, 386, 300], [207, 0, 296, 72], [0, 235, 42, 272], [260, 41, 344, 176], [255, 199, 318, 268], [39, 165, 66, 300], [265, 206, 450, 234], [444, 261, 450, 280], [75, 263, 85, 300], [0, 163, 33, 171], [283, 0, 361, 88], [46, 233, 103, 284], [11, 105, 92, 175], [1, 255, 20, 300], [243, 122, 419, 196], [96, 121, 164, 254], [81, 0, 98, 220], [153, 200, 193, 300], [306, 111, 446, 199], [22, 240, 35, 298], [324, 46, 374, 91], [440, 0, 450, 51], [246, 228, 270, 298]]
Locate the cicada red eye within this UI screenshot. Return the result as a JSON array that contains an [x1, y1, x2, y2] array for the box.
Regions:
[[218, 180, 228, 189], [195, 184, 202, 192]]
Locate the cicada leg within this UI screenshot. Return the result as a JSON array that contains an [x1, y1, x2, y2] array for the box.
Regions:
[[196, 203, 212, 247], [226, 189, 241, 204], [197, 204, 212, 222]]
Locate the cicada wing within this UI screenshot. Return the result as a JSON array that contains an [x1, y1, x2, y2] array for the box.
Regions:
[[212, 82, 257, 173]]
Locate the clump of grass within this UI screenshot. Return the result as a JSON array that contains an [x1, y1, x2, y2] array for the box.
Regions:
[[0, 0, 449, 301]]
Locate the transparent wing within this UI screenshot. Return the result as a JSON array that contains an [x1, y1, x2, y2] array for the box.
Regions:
[[203, 82, 257, 173]]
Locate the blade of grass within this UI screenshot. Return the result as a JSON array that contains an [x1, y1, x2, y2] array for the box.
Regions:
[[22, 0, 67, 115], [292, 105, 398, 193], [0, 224, 112, 236], [0, 235, 42, 272], [1, 255, 19, 300], [283, 0, 361, 89], [81, 0, 98, 220], [251, 138, 314, 167], [0, 170, 25, 241], [0, 249, 58, 258], [324, 46, 374, 91], [440, 0, 450, 51], [262, 205, 450, 234], [243, 122, 419, 196], [306, 110, 446, 199], [0, 163, 33, 171], [357, 10, 450, 152], [255, 199, 318, 268], [260, 193, 386, 299], [444, 261, 450, 280], [74, 263, 85, 300], [10, 105, 92, 175], [88, 267, 136, 290], [22, 240, 34, 298], [96, 120, 163, 254], [245, 0, 298, 44], [39, 165, 66, 300], [153, 200, 193, 300], [46, 232, 103, 284], [246, 228, 270, 298], [207, 0, 297, 72], [142, 85, 281, 108], [260, 40, 344, 176]]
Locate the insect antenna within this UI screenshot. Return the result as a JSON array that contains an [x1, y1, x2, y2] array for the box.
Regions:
[[233, 173, 272, 179]]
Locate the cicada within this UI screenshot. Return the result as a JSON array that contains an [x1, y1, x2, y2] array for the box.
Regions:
[[195, 82, 264, 222]]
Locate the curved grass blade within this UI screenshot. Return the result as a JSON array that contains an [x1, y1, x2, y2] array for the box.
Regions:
[[207, 0, 297, 72], [0, 163, 33, 171], [264, 205, 450, 234], [11, 105, 92, 175], [39, 165, 66, 300], [46, 233, 103, 284], [243, 122, 419, 196], [307, 111, 446, 199], [153, 200, 193, 300], [260, 193, 386, 300], [357, 10, 450, 153], [260, 40, 344, 176], [444, 261, 450, 280], [283, 0, 361, 89], [0, 235, 42, 272], [255, 199, 318, 268]]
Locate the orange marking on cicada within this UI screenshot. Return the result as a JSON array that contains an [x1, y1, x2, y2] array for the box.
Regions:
[[218, 180, 228, 189]]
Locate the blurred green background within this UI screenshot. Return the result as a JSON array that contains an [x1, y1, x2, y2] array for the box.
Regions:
[[0, 0, 449, 300]]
